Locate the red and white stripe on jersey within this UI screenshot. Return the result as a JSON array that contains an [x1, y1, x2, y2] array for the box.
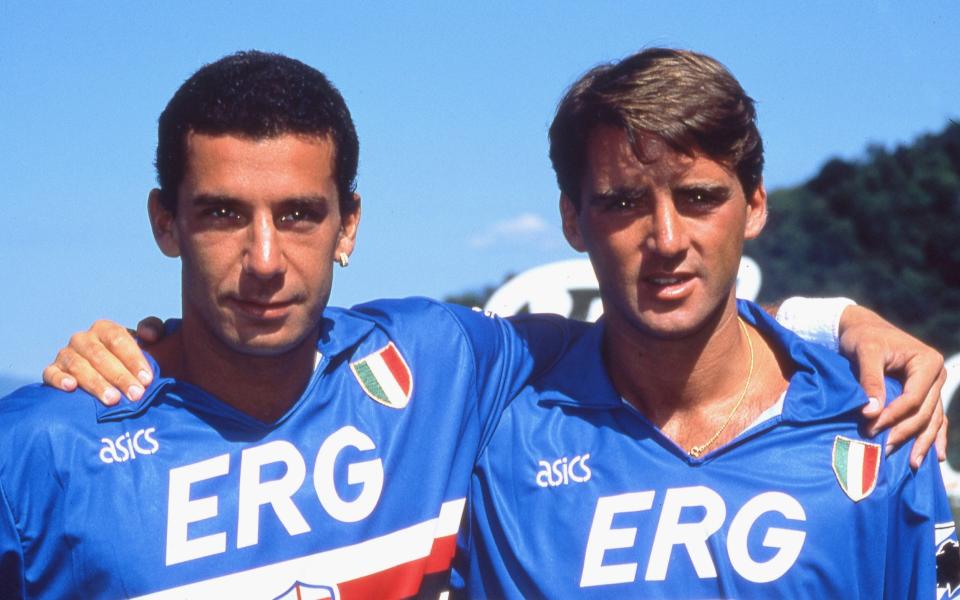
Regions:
[[134, 498, 463, 599]]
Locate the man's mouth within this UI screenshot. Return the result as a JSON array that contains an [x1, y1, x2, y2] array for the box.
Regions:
[[642, 272, 695, 299], [648, 275, 686, 285], [226, 297, 297, 319]]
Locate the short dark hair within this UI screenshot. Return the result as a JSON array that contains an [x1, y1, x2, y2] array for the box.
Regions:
[[156, 50, 359, 214], [549, 48, 763, 208]]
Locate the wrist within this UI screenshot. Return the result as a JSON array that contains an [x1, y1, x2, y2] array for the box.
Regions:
[[776, 296, 856, 351]]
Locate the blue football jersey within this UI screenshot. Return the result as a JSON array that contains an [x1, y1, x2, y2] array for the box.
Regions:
[[0, 298, 580, 598], [457, 301, 960, 599]]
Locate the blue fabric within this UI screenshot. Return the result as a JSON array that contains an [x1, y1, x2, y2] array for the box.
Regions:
[[458, 300, 959, 599], [0, 298, 582, 598]]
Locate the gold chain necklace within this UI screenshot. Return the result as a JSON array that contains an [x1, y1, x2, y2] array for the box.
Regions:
[[688, 316, 755, 458]]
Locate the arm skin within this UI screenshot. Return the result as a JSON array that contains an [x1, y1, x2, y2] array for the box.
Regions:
[[837, 305, 946, 469], [43, 306, 947, 467], [760, 302, 947, 468]]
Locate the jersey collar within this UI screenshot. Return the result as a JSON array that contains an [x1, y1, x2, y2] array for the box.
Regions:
[[535, 300, 873, 423], [314, 306, 378, 361], [738, 301, 873, 424], [95, 352, 171, 422]]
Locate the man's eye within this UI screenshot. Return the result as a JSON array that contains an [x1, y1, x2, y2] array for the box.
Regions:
[[606, 198, 636, 211], [204, 207, 240, 219], [679, 189, 725, 209], [279, 209, 320, 224]]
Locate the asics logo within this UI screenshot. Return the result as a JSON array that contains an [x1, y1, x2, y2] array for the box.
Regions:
[[536, 454, 592, 487], [99, 428, 159, 463]]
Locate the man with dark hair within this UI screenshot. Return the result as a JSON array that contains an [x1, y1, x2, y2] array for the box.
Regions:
[[154, 50, 360, 216], [22, 49, 948, 598], [0, 50, 578, 598], [455, 48, 958, 597]]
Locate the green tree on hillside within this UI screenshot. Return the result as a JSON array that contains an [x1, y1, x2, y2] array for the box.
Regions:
[[748, 121, 960, 356]]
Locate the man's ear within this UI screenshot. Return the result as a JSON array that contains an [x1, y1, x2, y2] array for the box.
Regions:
[[335, 193, 361, 259], [560, 194, 587, 252], [148, 189, 181, 257], [743, 180, 768, 241]]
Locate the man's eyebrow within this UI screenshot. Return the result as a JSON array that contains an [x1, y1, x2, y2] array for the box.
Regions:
[[189, 194, 331, 206], [190, 193, 243, 206], [275, 195, 330, 207], [673, 181, 731, 194], [588, 187, 648, 204]]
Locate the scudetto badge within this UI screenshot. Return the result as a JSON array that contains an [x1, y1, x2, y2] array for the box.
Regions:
[[350, 342, 413, 409], [832, 435, 881, 502]]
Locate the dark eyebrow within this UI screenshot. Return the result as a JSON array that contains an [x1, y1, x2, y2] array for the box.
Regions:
[[189, 194, 331, 208], [587, 187, 649, 205], [275, 195, 330, 208], [190, 194, 244, 207], [673, 182, 731, 195]]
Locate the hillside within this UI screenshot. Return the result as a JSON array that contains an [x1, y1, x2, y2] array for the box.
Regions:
[[748, 121, 960, 355]]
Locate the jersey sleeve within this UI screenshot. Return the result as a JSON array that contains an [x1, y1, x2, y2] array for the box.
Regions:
[[0, 480, 25, 599], [885, 448, 960, 599], [448, 305, 578, 442], [446, 309, 581, 599]]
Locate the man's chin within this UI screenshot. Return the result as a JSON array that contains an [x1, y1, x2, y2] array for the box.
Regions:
[[630, 299, 733, 341], [629, 310, 715, 341], [221, 330, 316, 358]]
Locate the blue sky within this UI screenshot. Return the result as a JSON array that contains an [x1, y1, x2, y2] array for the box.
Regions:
[[1, 2, 957, 384]]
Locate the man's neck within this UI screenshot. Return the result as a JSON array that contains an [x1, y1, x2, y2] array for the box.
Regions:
[[151, 320, 318, 424], [605, 298, 789, 454]]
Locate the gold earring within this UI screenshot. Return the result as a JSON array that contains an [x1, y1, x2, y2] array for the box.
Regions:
[[337, 252, 349, 268]]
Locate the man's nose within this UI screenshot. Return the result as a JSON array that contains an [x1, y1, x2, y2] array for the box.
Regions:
[[646, 197, 689, 257], [242, 214, 287, 279]]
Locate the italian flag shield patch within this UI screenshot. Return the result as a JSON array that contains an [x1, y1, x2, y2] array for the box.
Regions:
[[351, 342, 413, 409], [832, 436, 881, 502]]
